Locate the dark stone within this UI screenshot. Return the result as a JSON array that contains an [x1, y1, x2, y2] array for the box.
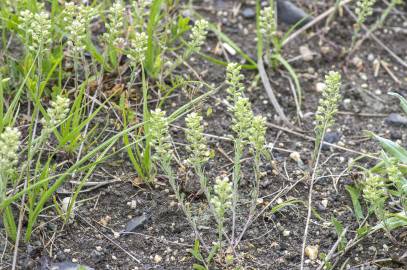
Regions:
[[90, 250, 103, 263], [385, 113, 407, 127], [390, 130, 402, 140], [242, 7, 256, 19], [277, 0, 313, 27], [121, 213, 148, 234], [322, 132, 342, 150]]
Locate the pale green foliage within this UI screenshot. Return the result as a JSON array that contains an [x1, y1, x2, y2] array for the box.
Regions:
[[42, 95, 70, 131], [211, 176, 233, 219], [185, 112, 210, 166], [315, 71, 341, 139], [103, 1, 125, 47], [188, 20, 209, 52], [18, 9, 52, 53], [363, 174, 386, 217], [259, 2, 277, 39], [150, 109, 172, 163], [225, 63, 244, 100], [0, 127, 21, 175], [127, 32, 148, 66], [355, 0, 377, 27]]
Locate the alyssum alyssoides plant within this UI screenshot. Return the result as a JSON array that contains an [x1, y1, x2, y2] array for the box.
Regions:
[[149, 63, 268, 269], [361, 92, 407, 231], [350, 0, 377, 50], [301, 71, 341, 269]]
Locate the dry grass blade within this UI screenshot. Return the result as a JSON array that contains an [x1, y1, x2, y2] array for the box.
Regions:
[[258, 57, 295, 129]]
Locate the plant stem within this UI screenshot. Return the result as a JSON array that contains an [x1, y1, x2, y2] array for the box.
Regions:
[[231, 138, 243, 246]]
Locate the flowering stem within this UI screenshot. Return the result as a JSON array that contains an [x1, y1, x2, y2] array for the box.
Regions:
[[231, 138, 243, 245]]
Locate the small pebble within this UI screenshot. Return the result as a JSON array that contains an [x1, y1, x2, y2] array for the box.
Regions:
[[154, 254, 163, 263], [321, 199, 328, 208], [305, 245, 319, 260], [315, 82, 326, 92], [385, 113, 407, 127], [299, 45, 313, 61], [127, 200, 137, 209], [242, 7, 256, 19], [352, 56, 363, 69]]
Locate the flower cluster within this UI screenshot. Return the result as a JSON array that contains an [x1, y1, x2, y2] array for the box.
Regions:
[[355, 0, 377, 27], [185, 112, 210, 166], [19, 9, 52, 53], [226, 63, 267, 148], [248, 115, 267, 152], [315, 71, 341, 139], [188, 20, 209, 53], [149, 109, 173, 163], [225, 63, 244, 101], [63, 3, 96, 53], [231, 97, 254, 141], [42, 95, 70, 131], [0, 127, 21, 175], [103, 2, 125, 47], [211, 176, 233, 219], [363, 174, 386, 216], [259, 2, 277, 40], [127, 32, 148, 66], [132, 0, 150, 16]]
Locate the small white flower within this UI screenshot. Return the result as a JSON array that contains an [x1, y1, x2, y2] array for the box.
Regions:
[[127, 32, 148, 65], [103, 2, 125, 46], [150, 109, 172, 163], [188, 20, 209, 52], [0, 127, 21, 174], [211, 176, 233, 218], [185, 112, 210, 165], [19, 9, 52, 53], [42, 95, 70, 131]]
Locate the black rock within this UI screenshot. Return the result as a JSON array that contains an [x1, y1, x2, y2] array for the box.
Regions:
[[277, 0, 313, 27], [322, 132, 342, 150], [390, 130, 402, 140], [385, 113, 407, 127], [90, 250, 103, 263], [121, 213, 148, 234], [242, 7, 256, 19]]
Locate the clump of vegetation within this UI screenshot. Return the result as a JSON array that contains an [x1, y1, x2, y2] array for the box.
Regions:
[[0, 0, 212, 260], [301, 71, 341, 269], [149, 63, 269, 269], [362, 93, 407, 228], [350, 0, 377, 49]]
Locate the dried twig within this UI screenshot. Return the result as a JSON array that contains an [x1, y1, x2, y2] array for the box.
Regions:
[[258, 57, 294, 129]]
